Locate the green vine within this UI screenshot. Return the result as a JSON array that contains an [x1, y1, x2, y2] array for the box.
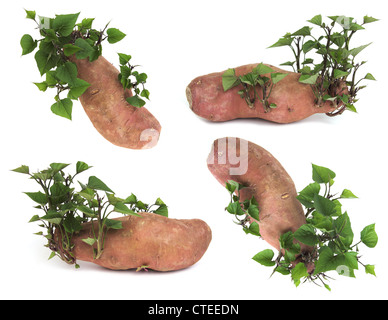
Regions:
[[20, 10, 150, 120], [13, 162, 168, 267], [269, 14, 378, 115], [225, 164, 378, 290]]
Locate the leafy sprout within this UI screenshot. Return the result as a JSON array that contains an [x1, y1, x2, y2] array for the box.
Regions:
[[269, 14, 379, 115], [225, 164, 377, 290], [222, 64, 288, 112], [12, 162, 168, 267], [21, 10, 150, 120]]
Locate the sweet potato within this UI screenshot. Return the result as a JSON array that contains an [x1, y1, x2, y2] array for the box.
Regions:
[[207, 137, 314, 271], [70, 212, 212, 271], [186, 63, 347, 124], [71, 56, 161, 149]]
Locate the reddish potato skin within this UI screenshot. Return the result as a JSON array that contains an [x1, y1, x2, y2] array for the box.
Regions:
[[71, 56, 161, 149], [186, 64, 345, 123], [207, 137, 314, 272], [72, 212, 212, 271]]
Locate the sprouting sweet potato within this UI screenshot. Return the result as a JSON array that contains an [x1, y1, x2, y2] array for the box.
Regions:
[[207, 137, 314, 272], [186, 63, 347, 124], [72, 56, 161, 149], [21, 11, 161, 150], [70, 212, 212, 271]]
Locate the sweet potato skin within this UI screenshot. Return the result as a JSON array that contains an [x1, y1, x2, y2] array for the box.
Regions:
[[187, 64, 344, 123], [72, 212, 212, 271], [207, 137, 310, 254], [72, 56, 161, 149]]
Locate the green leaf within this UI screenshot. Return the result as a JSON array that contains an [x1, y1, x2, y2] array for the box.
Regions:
[[63, 44, 82, 56], [124, 193, 137, 204], [364, 73, 376, 81], [363, 16, 379, 24], [268, 37, 293, 48], [350, 23, 365, 31], [349, 43, 371, 57], [114, 202, 139, 216], [323, 283, 332, 291], [342, 252, 359, 271], [312, 164, 336, 184], [302, 58, 314, 65], [105, 219, 123, 230], [291, 263, 309, 287], [333, 69, 349, 79], [77, 188, 95, 201], [21, 34, 37, 55], [107, 28, 126, 44], [82, 237, 96, 246], [34, 82, 48, 92], [292, 26, 311, 37], [76, 161, 91, 174], [50, 163, 70, 172], [51, 98, 73, 120], [226, 180, 245, 194], [226, 201, 244, 215], [279, 231, 294, 250], [314, 194, 337, 217], [346, 105, 357, 113], [297, 182, 321, 208], [155, 198, 165, 206], [52, 13, 80, 36], [310, 212, 333, 232], [240, 73, 258, 86], [77, 18, 95, 30], [222, 68, 240, 91], [34, 50, 60, 76], [361, 224, 378, 248], [87, 176, 114, 193], [280, 61, 295, 67], [294, 224, 319, 246], [56, 61, 78, 86], [252, 249, 275, 267], [313, 246, 336, 275], [271, 73, 288, 84], [74, 38, 97, 60], [302, 40, 317, 53], [334, 212, 354, 248], [136, 73, 148, 84], [25, 191, 48, 205], [247, 204, 260, 221], [68, 78, 91, 99], [247, 222, 261, 236], [50, 183, 70, 205], [11, 165, 30, 174], [126, 95, 146, 108], [299, 73, 319, 85], [45, 71, 58, 87], [41, 211, 63, 225], [24, 9, 36, 20], [365, 265, 376, 276], [308, 14, 322, 26], [48, 252, 56, 260], [30, 215, 41, 223], [140, 89, 150, 100], [154, 204, 169, 217], [252, 63, 274, 75], [63, 215, 82, 233], [118, 53, 132, 65], [135, 201, 148, 211], [77, 205, 96, 217], [340, 189, 358, 199]]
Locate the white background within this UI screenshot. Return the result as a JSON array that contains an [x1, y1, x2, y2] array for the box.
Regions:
[[1, 0, 387, 300]]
